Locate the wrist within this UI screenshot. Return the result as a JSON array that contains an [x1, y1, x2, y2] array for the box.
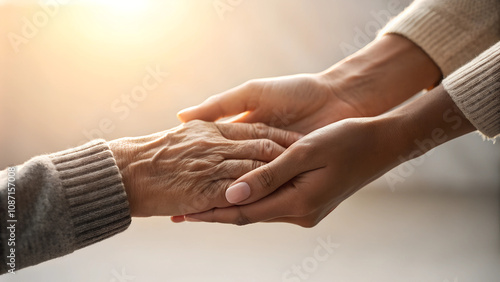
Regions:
[[108, 139, 136, 215], [369, 84, 474, 165], [320, 34, 442, 117]]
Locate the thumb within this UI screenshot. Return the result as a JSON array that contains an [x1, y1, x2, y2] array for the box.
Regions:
[[177, 83, 255, 123], [225, 147, 304, 205]]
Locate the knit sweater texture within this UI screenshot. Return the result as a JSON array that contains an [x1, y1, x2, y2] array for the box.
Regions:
[[381, 0, 500, 138], [0, 140, 131, 274]]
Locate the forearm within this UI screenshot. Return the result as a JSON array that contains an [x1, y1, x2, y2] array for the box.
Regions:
[[375, 41, 500, 156], [320, 34, 441, 117], [372, 84, 475, 164]]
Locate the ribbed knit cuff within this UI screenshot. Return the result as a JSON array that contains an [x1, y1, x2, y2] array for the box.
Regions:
[[443, 42, 500, 139], [49, 140, 131, 249], [379, 0, 500, 76]]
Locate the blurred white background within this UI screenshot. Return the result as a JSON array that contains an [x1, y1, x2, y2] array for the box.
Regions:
[[1, 0, 499, 281]]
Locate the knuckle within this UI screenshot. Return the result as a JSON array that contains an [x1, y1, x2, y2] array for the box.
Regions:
[[256, 165, 275, 190], [177, 203, 196, 215], [205, 94, 221, 104], [251, 160, 265, 170], [296, 208, 323, 228], [214, 163, 233, 180], [279, 130, 290, 143], [259, 139, 276, 158], [242, 80, 262, 109], [251, 123, 269, 138], [215, 124, 233, 140], [243, 79, 258, 91], [188, 159, 213, 172], [202, 180, 222, 201], [235, 217, 252, 226], [290, 142, 314, 163], [187, 185, 212, 211], [205, 208, 217, 223], [299, 219, 319, 228], [234, 207, 253, 226], [218, 182, 231, 203]]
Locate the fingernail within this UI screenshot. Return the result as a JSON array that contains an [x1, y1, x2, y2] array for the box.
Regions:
[[185, 216, 201, 222], [170, 215, 185, 223], [225, 182, 251, 204]]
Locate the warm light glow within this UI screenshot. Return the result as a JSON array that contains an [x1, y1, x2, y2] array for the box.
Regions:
[[84, 0, 149, 17], [62, 0, 194, 59]]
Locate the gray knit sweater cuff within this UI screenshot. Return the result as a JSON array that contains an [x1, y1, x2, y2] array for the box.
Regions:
[[443, 42, 500, 139], [49, 140, 131, 249], [379, 0, 500, 76]]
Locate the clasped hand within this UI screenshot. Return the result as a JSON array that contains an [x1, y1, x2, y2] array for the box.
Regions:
[[170, 74, 377, 226], [115, 36, 453, 227]]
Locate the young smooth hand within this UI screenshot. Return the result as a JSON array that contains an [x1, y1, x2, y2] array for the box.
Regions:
[[174, 86, 474, 227], [177, 35, 442, 135], [178, 73, 363, 135]]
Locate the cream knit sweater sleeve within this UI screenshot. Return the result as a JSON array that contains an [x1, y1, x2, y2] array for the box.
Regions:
[[443, 42, 500, 138], [380, 0, 500, 76], [380, 0, 500, 138]]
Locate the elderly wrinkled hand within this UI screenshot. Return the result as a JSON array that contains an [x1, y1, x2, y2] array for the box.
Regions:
[[108, 120, 302, 217]]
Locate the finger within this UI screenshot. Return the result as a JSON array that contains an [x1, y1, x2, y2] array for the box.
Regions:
[[262, 205, 338, 227], [227, 109, 266, 124], [183, 169, 335, 225], [262, 217, 302, 225], [185, 183, 297, 225], [177, 83, 256, 122], [177, 213, 320, 227], [171, 215, 185, 223], [224, 146, 308, 204], [171, 160, 268, 219], [260, 217, 320, 227], [215, 122, 303, 148], [215, 159, 267, 179], [223, 139, 286, 162], [175, 178, 237, 215], [180, 157, 268, 212]]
